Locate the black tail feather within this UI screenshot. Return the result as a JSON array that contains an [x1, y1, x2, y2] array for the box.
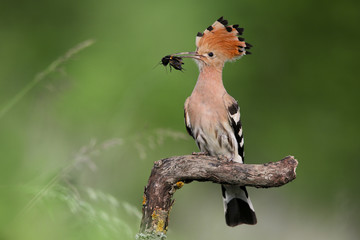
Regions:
[[225, 198, 257, 226], [222, 185, 257, 226]]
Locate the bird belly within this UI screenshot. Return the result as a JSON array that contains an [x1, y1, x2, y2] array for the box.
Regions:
[[194, 122, 238, 160]]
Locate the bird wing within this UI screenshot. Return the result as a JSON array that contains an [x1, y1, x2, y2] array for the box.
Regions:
[[184, 97, 194, 139], [223, 94, 245, 163]]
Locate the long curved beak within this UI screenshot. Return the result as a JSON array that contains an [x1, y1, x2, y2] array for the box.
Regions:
[[171, 51, 204, 61]]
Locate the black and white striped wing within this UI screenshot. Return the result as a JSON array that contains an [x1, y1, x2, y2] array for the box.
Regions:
[[184, 97, 194, 139], [227, 101, 245, 163]]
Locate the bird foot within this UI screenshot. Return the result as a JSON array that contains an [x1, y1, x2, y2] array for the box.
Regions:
[[192, 151, 208, 156], [218, 155, 233, 162]]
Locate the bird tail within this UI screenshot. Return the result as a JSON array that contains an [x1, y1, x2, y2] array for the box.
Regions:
[[222, 185, 257, 226]]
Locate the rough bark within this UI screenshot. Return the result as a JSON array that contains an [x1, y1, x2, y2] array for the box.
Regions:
[[137, 154, 298, 239]]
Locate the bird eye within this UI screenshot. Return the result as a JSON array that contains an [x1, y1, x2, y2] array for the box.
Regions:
[[208, 52, 214, 57]]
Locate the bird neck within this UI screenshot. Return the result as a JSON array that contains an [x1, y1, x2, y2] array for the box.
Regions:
[[192, 65, 226, 97]]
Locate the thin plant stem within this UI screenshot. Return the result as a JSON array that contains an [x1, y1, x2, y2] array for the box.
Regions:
[[0, 39, 95, 120]]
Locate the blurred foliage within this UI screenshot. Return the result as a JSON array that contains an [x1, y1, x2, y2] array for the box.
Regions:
[[0, 0, 359, 239]]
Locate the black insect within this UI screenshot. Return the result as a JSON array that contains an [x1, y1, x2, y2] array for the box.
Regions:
[[161, 55, 184, 71]]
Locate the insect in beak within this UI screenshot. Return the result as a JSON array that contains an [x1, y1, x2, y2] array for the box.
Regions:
[[161, 55, 184, 71], [161, 52, 204, 71]]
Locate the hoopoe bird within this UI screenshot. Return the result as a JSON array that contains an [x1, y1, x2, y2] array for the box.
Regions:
[[166, 16, 256, 226]]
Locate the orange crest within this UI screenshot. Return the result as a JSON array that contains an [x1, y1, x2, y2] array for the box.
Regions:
[[195, 17, 252, 61]]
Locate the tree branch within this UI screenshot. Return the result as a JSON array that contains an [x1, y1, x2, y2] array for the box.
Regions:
[[137, 155, 298, 239]]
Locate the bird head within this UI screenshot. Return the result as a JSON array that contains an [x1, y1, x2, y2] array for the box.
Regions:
[[168, 17, 252, 71]]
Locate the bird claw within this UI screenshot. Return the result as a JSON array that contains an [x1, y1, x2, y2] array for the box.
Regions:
[[218, 155, 233, 162], [192, 151, 208, 156]]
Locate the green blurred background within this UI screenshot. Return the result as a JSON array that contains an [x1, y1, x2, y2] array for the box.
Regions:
[[1, 0, 359, 239]]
